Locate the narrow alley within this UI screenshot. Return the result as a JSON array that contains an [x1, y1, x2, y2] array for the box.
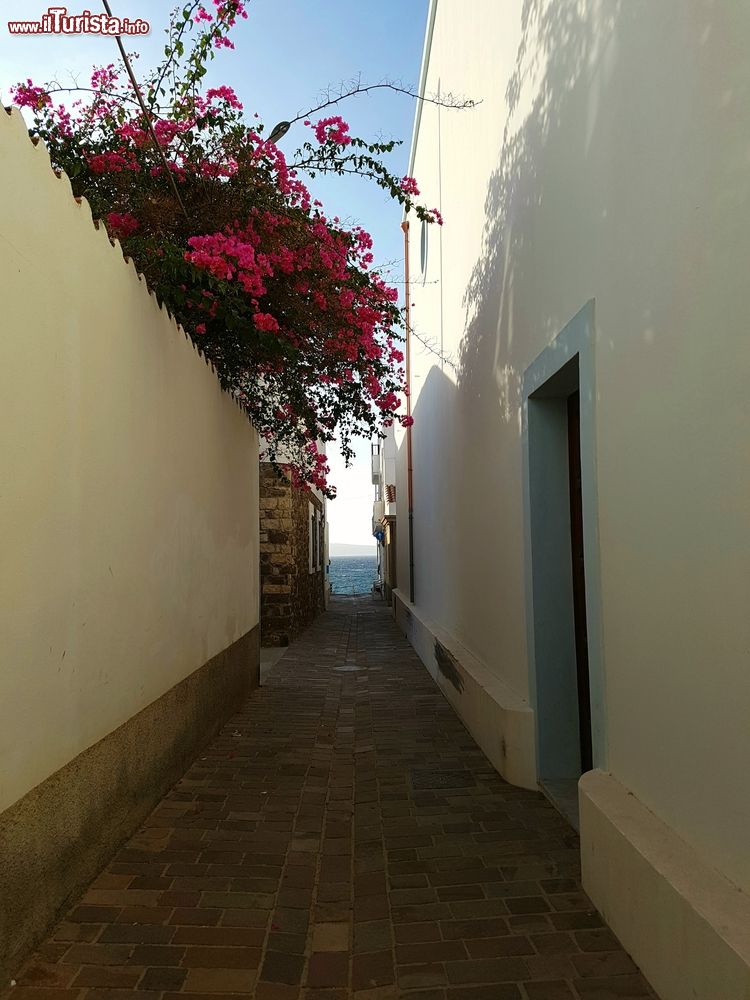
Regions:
[[8, 599, 657, 1000]]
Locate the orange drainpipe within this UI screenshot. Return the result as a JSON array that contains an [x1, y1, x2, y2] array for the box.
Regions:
[[401, 219, 416, 604]]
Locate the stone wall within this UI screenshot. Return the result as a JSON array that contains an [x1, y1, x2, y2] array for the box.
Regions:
[[260, 463, 324, 645]]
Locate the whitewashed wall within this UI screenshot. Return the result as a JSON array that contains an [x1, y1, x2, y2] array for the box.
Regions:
[[0, 108, 260, 815], [404, 0, 750, 903]]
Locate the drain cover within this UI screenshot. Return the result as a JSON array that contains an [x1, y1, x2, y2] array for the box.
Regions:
[[334, 663, 362, 672]]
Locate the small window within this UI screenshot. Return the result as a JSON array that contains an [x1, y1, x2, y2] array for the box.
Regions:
[[420, 218, 428, 278], [308, 503, 315, 574], [318, 515, 325, 571], [309, 505, 323, 573]]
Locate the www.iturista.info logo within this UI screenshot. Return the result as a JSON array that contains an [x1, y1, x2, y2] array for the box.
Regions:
[[7, 6, 150, 35]]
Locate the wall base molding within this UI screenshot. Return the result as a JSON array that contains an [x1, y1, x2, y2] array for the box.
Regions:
[[392, 591, 536, 789], [0, 625, 259, 982], [580, 770, 750, 1000]]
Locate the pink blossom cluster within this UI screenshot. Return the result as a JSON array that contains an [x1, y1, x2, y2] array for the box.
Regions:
[[385, 337, 405, 365], [305, 442, 331, 493], [149, 161, 188, 181], [10, 79, 51, 110], [203, 85, 243, 110], [49, 104, 74, 137], [213, 0, 249, 21], [288, 442, 331, 494], [310, 115, 352, 147], [183, 203, 407, 442], [246, 131, 311, 209], [185, 220, 279, 300], [252, 312, 279, 332], [87, 149, 139, 173], [208, 0, 250, 48], [106, 211, 139, 239], [400, 175, 420, 196], [377, 390, 400, 412], [197, 157, 239, 178], [90, 64, 118, 91], [116, 121, 149, 147], [153, 117, 193, 146]]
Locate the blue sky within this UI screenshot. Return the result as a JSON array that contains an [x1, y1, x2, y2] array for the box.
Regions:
[[0, 0, 429, 547]]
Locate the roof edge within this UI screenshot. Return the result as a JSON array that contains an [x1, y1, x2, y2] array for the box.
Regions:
[[404, 0, 439, 216]]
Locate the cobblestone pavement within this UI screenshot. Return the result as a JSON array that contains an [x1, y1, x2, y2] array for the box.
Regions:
[[7, 597, 658, 1000]]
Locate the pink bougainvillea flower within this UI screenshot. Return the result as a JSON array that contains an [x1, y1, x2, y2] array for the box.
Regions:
[[105, 211, 139, 239], [204, 85, 243, 109], [310, 115, 352, 147], [10, 79, 51, 110], [90, 63, 117, 91], [252, 312, 280, 332], [88, 150, 139, 174]]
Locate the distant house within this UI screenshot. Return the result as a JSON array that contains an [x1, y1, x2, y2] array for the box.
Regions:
[[390, 2, 750, 997], [371, 437, 398, 602]]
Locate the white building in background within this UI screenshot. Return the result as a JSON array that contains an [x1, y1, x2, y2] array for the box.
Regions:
[[371, 435, 398, 600], [390, 2, 750, 998]]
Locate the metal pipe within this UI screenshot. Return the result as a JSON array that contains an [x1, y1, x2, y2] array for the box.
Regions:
[[401, 219, 416, 605]]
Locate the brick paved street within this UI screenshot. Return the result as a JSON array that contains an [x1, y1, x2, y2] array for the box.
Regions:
[[7, 598, 658, 1000]]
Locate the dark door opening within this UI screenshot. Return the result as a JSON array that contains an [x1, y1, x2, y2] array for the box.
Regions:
[[567, 391, 593, 773], [384, 520, 397, 601], [525, 306, 601, 827]]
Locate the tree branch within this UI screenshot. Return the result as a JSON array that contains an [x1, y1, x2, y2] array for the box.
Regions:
[[287, 76, 478, 127], [411, 324, 457, 371], [147, 0, 202, 110], [42, 83, 143, 111]]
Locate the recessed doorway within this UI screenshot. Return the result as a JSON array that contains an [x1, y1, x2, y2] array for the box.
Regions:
[[522, 303, 604, 828]]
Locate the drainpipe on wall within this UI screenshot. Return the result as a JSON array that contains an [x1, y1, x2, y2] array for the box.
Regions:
[[401, 219, 416, 605]]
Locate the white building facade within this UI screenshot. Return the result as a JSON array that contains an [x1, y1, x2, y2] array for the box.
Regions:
[[392, 2, 750, 997], [372, 435, 398, 600]]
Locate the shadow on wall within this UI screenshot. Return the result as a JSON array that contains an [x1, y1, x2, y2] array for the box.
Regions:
[[396, 3, 615, 663], [458, 0, 750, 389], [394, 362, 510, 671], [399, 0, 750, 679], [399, 363, 459, 625], [458, 0, 621, 416]]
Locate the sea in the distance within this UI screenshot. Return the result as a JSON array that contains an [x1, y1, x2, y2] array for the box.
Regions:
[[329, 555, 377, 596]]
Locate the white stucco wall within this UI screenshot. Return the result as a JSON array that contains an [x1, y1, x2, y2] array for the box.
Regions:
[[405, 0, 750, 894], [0, 109, 260, 814]]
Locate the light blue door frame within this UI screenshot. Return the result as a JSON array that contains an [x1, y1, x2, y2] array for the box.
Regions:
[[521, 301, 607, 779]]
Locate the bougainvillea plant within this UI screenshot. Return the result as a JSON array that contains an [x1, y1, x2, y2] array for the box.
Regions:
[[11, 0, 445, 496]]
